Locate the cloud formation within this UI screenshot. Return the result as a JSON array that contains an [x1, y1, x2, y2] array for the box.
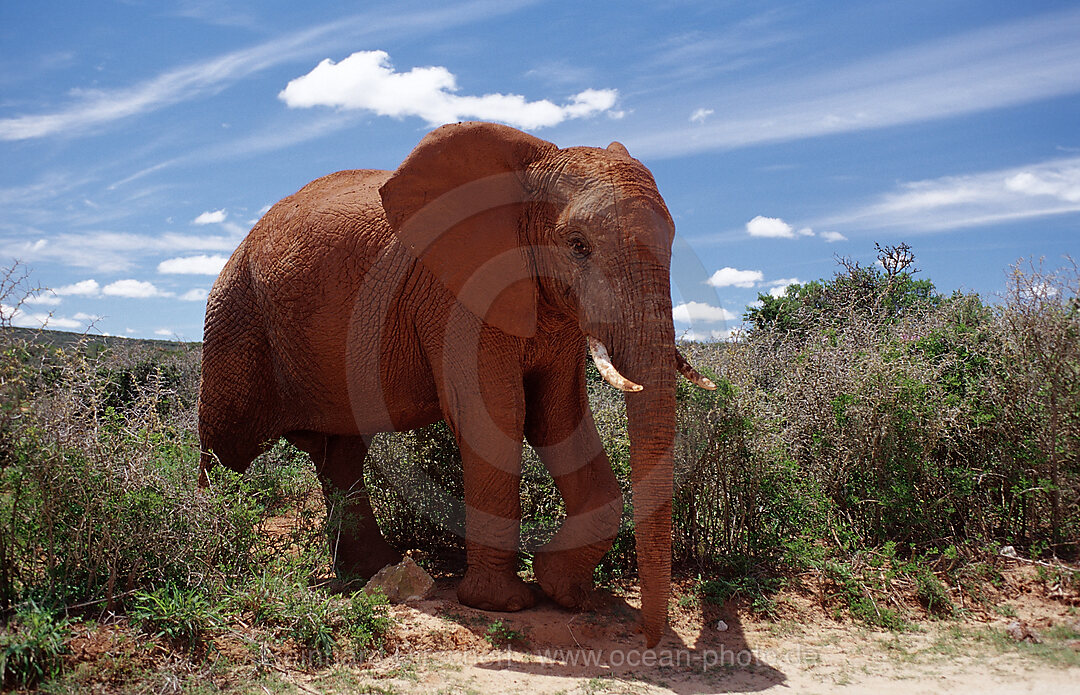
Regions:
[[158, 254, 228, 275], [22, 292, 61, 306], [102, 279, 170, 299], [820, 155, 1080, 232], [768, 278, 801, 297], [746, 216, 793, 238], [179, 288, 209, 302], [1, 231, 243, 273], [689, 108, 714, 123], [280, 50, 618, 130], [0, 1, 533, 140], [1, 303, 86, 330], [672, 301, 737, 323], [676, 327, 737, 342], [193, 209, 227, 225], [56, 279, 101, 296], [631, 8, 1080, 158], [706, 267, 764, 288], [745, 216, 816, 239]]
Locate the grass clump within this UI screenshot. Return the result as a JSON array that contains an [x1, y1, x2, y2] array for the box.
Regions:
[[343, 589, 393, 658], [483, 619, 527, 648], [0, 601, 70, 688], [130, 584, 223, 651]]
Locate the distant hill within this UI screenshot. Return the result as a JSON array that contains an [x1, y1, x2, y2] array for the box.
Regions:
[[1, 326, 197, 352]]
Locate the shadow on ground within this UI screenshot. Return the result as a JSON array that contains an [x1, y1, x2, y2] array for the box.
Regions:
[[397, 578, 788, 694]]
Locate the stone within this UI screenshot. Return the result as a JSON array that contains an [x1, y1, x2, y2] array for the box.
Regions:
[[1004, 620, 1042, 644], [364, 557, 435, 603]]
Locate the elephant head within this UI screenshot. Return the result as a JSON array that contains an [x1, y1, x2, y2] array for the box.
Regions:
[[379, 122, 712, 646]]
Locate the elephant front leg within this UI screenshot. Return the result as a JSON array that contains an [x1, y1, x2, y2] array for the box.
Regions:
[[441, 369, 535, 613], [456, 444, 536, 612], [525, 370, 622, 610]]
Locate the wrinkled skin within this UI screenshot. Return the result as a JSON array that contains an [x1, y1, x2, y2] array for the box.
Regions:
[[199, 122, 696, 646]]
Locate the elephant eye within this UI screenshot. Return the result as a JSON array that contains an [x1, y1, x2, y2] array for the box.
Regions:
[[566, 232, 592, 260]]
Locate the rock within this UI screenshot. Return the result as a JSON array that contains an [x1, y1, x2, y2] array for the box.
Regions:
[[364, 557, 435, 603], [1005, 620, 1042, 644], [999, 545, 1018, 559], [716, 620, 728, 632]]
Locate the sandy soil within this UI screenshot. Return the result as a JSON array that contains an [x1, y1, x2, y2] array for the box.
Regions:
[[261, 567, 1080, 695]]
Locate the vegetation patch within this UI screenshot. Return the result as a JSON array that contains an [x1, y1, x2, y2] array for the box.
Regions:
[[1, 248, 1077, 689]]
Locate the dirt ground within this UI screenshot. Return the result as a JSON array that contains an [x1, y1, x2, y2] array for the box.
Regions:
[[220, 564, 1080, 695]]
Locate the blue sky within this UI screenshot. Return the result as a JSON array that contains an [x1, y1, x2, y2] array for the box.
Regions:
[[2, 1, 1078, 340]]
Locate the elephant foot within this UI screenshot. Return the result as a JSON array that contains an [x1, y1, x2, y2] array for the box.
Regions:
[[534, 550, 599, 610], [457, 569, 536, 612]]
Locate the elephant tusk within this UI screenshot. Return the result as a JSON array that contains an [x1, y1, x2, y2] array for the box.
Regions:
[[588, 337, 643, 392], [675, 349, 717, 390]]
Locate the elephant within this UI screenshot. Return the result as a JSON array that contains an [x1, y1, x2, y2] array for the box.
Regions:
[[197, 121, 715, 647]]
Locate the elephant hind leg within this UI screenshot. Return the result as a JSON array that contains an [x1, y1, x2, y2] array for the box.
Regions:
[[286, 432, 401, 580]]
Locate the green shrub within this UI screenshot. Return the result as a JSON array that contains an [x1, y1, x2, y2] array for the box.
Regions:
[[914, 569, 955, 617], [343, 589, 393, 659]]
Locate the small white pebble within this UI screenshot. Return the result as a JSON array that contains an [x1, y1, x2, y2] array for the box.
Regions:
[[716, 620, 728, 632]]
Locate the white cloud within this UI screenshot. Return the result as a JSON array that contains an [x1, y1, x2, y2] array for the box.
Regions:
[[279, 50, 618, 130], [796, 227, 815, 237], [746, 216, 796, 239], [1005, 170, 1080, 202], [821, 231, 848, 242], [179, 288, 209, 302], [767, 277, 801, 298], [820, 155, 1080, 233], [689, 108, 714, 124], [193, 209, 227, 225], [23, 292, 61, 306], [0, 2, 532, 140], [677, 326, 738, 342], [1, 231, 243, 273], [672, 301, 737, 324], [158, 254, 228, 275], [154, 328, 175, 337], [72, 312, 102, 321], [706, 267, 764, 288], [630, 8, 1080, 158], [1, 303, 85, 330], [102, 279, 171, 299], [55, 279, 101, 296], [28, 314, 82, 330]]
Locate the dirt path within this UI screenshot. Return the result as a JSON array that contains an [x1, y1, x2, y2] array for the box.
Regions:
[[278, 575, 1080, 695]]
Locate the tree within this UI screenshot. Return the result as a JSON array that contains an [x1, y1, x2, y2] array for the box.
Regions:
[[744, 244, 940, 335]]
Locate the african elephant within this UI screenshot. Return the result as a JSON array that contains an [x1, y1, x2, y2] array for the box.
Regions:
[[198, 121, 714, 647]]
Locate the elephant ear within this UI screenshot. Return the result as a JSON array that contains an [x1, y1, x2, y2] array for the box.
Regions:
[[379, 122, 556, 338]]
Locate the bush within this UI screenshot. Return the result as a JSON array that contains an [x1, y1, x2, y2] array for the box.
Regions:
[[1, 249, 1077, 654], [343, 589, 393, 658]]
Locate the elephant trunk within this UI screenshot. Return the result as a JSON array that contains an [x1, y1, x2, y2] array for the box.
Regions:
[[614, 299, 677, 648]]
